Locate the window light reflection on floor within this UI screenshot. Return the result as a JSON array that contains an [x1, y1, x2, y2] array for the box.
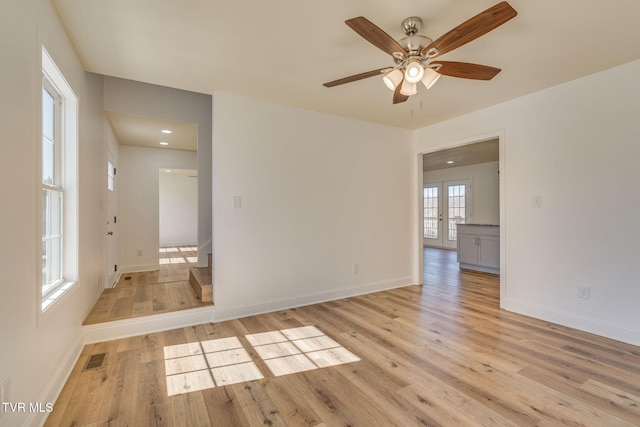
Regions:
[[158, 246, 197, 266], [246, 326, 360, 377], [164, 336, 263, 396], [163, 326, 359, 397]]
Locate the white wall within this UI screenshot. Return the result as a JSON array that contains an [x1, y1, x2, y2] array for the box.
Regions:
[[414, 59, 640, 346], [0, 1, 106, 426], [103, 76, 212, 267], [423, 161, 500, 226], [212, 93, 414, 320], [118, 147, 197, 271], [159, 170, 198, 246]]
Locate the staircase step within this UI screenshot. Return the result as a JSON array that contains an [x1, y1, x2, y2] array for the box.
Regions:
[[189, 266, 213, 304]]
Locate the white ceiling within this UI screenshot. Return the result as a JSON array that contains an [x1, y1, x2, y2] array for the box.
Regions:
[[106, 111, 198, 151], [52, 0, 640, 130], [423, 139, 498, 171]]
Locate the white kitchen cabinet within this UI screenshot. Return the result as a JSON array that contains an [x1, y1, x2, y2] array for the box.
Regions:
[[456, 224, 500, 274]]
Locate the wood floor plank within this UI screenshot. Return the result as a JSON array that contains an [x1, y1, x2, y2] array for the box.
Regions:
[[135, 359, 171, 426], [84, 245, 210, 325], [201, 386, 251, 426], [49, 248, 640, 426]]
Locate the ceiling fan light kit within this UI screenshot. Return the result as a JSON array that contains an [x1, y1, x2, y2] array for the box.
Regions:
[[383, 68, 404, 90], [400, 79, 417, 96], [421, 67, 441, 90], [323, 1, 517, 104], [404, 60, 425, 83]]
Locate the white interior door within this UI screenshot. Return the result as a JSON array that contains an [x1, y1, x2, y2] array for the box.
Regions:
[[423, 184, 443, 247], [106, 154, 118, 287], [442, 180, 472, 249]]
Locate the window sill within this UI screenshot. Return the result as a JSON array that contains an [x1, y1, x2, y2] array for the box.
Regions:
[[42, 280, 78, 312]]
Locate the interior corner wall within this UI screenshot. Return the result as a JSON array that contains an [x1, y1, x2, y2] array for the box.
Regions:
[[0, 1, 106, 426], [414, 59, 640, 346], [212, 93, 414, 320], [118, 146, 196, 271], [102, 76, 212, 267]]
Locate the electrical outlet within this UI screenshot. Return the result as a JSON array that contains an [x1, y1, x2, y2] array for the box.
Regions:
[[352, 263, 359, 274], [578, 285, 591, 300], [136, 249, 143, 257]]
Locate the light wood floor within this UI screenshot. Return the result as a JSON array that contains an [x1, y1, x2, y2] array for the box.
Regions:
[[51, 248, 640, 426], [83, 246, 210, 325]]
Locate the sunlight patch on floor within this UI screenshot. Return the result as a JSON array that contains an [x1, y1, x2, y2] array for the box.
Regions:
[[163, 326, 359, 396], [164, 336, 263, 396], [246, 326, 360, 376], [158, 245, 197, 266]]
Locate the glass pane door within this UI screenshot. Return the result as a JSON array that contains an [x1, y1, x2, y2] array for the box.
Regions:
[[423, 184, 442, 247], [443, 180, 472, 249]]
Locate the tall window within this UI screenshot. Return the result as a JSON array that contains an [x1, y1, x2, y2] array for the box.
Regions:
[[41, 47, 78, 311], [107, 161, 115, 192], [41, 81, 63, 296]]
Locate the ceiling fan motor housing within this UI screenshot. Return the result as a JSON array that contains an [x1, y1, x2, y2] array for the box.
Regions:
[[399, 17, 432, 56]]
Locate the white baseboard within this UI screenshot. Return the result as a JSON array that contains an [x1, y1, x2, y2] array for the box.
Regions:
[[502, 297, 640, 347], [83, 306, 215, 344], [160, 241, 197, 247], [118, 263, 159, 274], [213, 277, 414, 323], [28, 334, 84, 427]]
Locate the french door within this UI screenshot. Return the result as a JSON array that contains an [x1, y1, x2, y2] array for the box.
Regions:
[[423, 180, 472, 249], [423, 184, 443, 247]]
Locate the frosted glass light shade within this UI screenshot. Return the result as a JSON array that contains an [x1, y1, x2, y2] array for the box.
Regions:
[[421, 68, 441, 89], [382, 69, 403, 90], [404, 61, 425, 83], [399, 79, 417, 96]]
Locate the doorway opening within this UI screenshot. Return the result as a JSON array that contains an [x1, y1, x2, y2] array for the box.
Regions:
[[418, 136, 504, 300], [106, 153, 118, 288], [159, 168, 198, 250]]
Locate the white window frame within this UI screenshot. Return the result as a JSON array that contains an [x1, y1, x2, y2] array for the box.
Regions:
[[40, 47, 78, 312]]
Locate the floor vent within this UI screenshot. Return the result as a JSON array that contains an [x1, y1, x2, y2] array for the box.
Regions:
[[124, 276, 132, 281], [83, 353, 107, 371]]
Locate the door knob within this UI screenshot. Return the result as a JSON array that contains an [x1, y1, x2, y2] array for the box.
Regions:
[[107, 231, 113, 235]]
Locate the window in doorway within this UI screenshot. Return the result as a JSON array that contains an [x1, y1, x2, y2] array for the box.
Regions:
[[447, 184, 466, 241], [423, 187, 439, 239], [107, 161, 115, 192]]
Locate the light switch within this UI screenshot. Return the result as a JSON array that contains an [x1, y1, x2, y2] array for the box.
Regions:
[[232, 196, 242, 209], [532, 195, 542, 208]]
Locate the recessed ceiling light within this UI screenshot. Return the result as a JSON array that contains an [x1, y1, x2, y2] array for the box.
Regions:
[[161, 129, 172, 134], [447, 160, 454, 164], [159, 141, 169, 146]]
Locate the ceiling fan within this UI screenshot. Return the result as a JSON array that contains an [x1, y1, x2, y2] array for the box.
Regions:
[[323, 1, 517, 104]]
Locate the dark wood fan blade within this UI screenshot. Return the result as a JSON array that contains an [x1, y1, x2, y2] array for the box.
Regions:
[[323, 67, 391, 87], [393, 83, 409, 104], [421, 2, 517, 58], [346, 17, 407, 58], [433, 61, 501, 80]]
